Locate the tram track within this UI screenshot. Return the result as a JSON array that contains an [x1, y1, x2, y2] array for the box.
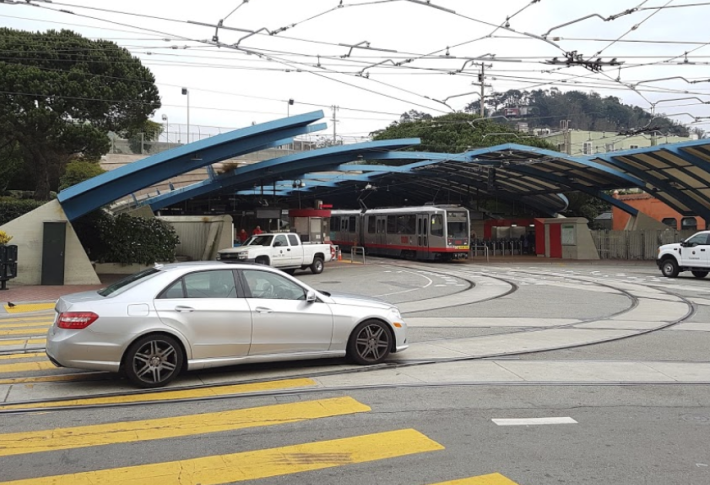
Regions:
[[0, 263, 701, 412]]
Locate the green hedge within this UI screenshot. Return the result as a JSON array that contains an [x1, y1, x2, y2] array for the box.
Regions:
[[74, 212, 180, 265], [0, 198, 45, 226]]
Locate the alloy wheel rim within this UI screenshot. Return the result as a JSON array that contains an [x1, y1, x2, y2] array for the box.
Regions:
[[355, 324, 389, 362], [133, 340, 178, 384]]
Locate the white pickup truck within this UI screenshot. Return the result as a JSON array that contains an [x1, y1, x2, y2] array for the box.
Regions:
[[657, 230, 710, 278], [217, 233, 334, 274]]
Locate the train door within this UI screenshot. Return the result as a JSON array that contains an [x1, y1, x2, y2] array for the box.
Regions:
[[417, 214, 428, 254], [376, 216, 387, 249]]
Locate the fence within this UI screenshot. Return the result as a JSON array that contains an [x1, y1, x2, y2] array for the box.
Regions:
[[591, 229, 696, 260]]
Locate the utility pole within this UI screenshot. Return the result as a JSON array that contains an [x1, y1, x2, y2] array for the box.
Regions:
[[559, 119, 572, 155], [479, 64, 485, 118], [331, 105, 339, 145]]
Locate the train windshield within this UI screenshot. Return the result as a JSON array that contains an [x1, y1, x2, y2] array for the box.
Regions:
[[446, 211, 469, 238]]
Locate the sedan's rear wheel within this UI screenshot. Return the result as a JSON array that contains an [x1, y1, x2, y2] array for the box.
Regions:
[[347, 320, 391, 365], [125, 334, 183, 388]]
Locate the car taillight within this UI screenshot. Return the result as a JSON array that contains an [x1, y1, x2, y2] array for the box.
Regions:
[[57, 312, 99, 329]]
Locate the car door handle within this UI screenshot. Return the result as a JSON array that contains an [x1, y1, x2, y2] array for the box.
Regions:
[[702, 249, 706, 252], [255, 307, 273, 314], [287, 248, 291, 251], [175, 305, 194, 312]]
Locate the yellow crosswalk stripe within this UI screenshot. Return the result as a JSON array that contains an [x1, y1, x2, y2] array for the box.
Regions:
[[0, 338, 45, 347], [0, 397, 370, 457], [428, 474, 520, 484], [0, 429, 443, 485], [0, 377, 317, 410], [0, 352, 43, 361], [0, 328, 49, 337], [0, 321, 52, 330], [0, 372, 107, 386], [0, 315, 54, 323], [3, 303, 55, 314], [0, 360, 56, 373]]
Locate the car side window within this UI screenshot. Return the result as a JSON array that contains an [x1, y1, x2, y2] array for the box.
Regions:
[[287, 234, 299, 246], [274, 235, 288, 247], [242, 270, 306, 300], [686, 234, 708, 247], [177, 270, 237, 299], [160, 279, 185, 299]]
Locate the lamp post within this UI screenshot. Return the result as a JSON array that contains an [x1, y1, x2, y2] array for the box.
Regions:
[[287, 98, 294, 117], [181, 88, 190, 144], [161, 114, 169, 143]]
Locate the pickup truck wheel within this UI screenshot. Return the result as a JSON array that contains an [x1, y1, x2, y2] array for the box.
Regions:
[[692, 271, 708, 279], [310, 257, 324, 274], [255, 257, 269, 265], [661, 259, 679, 278], [283, 269, 296, 275]]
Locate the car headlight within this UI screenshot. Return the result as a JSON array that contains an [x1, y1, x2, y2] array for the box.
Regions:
[[238, 253, 248, 260], [390, 307, 402, 319]]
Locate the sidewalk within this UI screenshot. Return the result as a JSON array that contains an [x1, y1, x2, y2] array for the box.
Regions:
[[0, 275, 122, 311]]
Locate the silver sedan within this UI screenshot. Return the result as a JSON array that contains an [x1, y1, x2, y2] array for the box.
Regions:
[[46, 262, 408, 388]]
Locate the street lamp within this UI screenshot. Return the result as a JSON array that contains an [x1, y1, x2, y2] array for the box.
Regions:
[[161, 114, 169, 143], [287, 98, 294, 117], [181, 88, 190, 144]]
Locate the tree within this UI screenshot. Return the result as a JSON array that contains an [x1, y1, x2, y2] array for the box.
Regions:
[[59, 161, 107, 191], [127, 120, 164, 154], [0, 28, 161, 200], [372, 112, 556, 153], [0, 138, 23, 193]]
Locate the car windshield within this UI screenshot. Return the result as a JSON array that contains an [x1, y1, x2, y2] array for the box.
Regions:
[[246, 235, 274, 246], [98, 268, 162, 297], [446, 211, 468, 238]]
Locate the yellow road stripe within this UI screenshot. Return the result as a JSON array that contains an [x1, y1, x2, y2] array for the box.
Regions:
[[0, 339, 45, 347], [0, 361, 55, 374], [429, 474, 520, 485], [0, 353, 43, 361], [0, 377, 317, 410], [3, 303, 55, 314], [0, 397, 371, 457], [0, 372, 107, 386], [0, 329, 48, 337], [0, 322, 52, 330], [0, 429, 442, 485], [0, 315, 54, 323]]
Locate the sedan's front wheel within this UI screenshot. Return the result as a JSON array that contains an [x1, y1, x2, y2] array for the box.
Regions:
[[347, 320, 392, 365], [124, 334, 183, 388]]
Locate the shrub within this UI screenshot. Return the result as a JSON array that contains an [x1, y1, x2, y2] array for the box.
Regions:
[[75, 212, 180, 265], [0, 198, 45, 226], [59, 161, 106, 191], [0, 230, 12, 245]]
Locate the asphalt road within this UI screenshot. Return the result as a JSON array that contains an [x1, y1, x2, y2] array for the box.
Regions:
[[1, 258, 709, 485]]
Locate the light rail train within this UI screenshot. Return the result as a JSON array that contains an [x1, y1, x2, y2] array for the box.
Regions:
[[330, 205, 470, 261]]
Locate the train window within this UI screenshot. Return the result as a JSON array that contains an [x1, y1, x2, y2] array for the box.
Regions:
[[367, 216, 376, 234], [387, 215, 396, 233], [447, 211, 468, 238], [431, 215, 444, 237], [341, 218, 348, 231], [397, 215, 416, 234], [348, 216, 357, 233], [330, 217, 339, 231]]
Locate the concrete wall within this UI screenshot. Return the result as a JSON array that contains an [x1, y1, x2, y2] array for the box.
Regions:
[[0, 200, 100, 285], [545, 217, 600, 260], [158, 215, 233, 261]]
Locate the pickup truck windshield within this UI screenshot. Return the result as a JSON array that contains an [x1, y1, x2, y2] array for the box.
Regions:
[[246, 235, 274, 246]]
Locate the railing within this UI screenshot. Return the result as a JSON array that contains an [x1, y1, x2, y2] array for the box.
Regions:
[[351, 246, 366, 264], [470, 245, 489, 263], [591, 229, 696, 260]]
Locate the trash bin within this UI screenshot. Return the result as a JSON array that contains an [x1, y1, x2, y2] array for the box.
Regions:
[[0, 244, 18, 290]]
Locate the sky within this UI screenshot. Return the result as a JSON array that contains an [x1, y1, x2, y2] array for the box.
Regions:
[[2, 0, 710, 143]]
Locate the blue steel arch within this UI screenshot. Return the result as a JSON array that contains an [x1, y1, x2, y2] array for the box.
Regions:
[[145, 138, 421, 211], [58, 111, 327, 220]]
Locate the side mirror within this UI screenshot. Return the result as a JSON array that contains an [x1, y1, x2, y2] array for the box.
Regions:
[[306, 290, 317, 303]]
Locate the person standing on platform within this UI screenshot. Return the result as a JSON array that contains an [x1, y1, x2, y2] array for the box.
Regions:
[[252, 225, 263, 236], [238, 229, 248, 243]]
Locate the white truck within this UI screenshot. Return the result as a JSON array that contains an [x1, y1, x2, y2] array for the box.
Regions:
[[657, 230, 710, 278], [217, 233, 334, 274]]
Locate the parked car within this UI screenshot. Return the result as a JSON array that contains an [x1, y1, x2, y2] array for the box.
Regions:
[[657, 230, 710, 278], [46, 262, 408, 388], [218, 233, 334, 274]]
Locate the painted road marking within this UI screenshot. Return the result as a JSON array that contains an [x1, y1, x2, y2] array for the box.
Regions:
[[0, 360, 56, 374], [0, 429, 443, 485], [429, 474, 520, 484], [0, 353, 43, 361], [0, 377, 318, 410], [492, 417, 578, 426], [0, 321, 52, 330], [0, 329, 49, 337], [2, 303, 55, 314], [0, 338, 45, 348], [0, 397, 371, 457]]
